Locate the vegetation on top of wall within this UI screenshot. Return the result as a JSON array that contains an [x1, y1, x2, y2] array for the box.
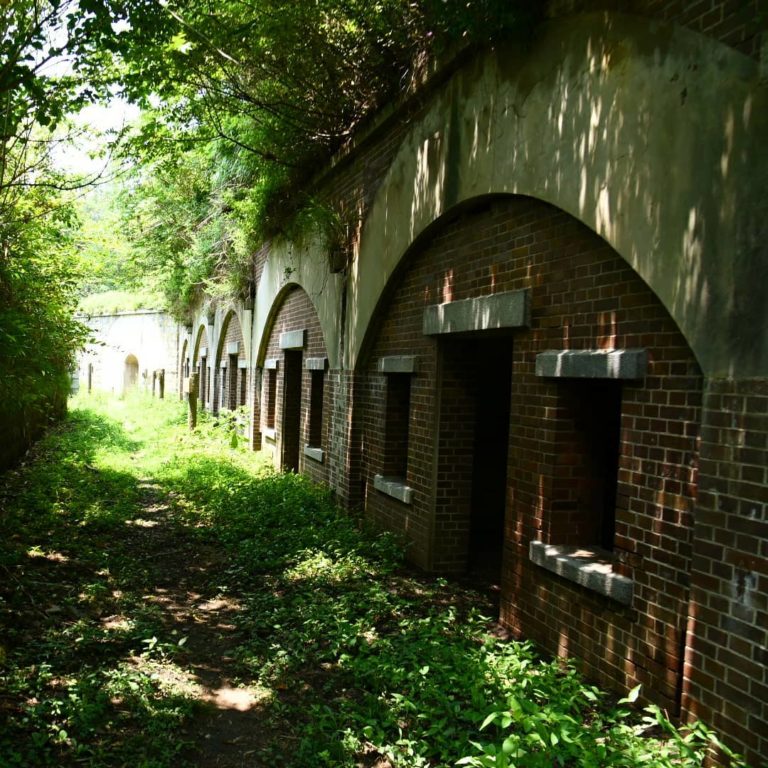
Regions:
[[108, 0, 543, 316], [3, 0, 543, 321], [77, 289, 166, 316]]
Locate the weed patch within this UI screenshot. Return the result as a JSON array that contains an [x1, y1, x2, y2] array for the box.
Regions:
[[0, 394, 750, 767]]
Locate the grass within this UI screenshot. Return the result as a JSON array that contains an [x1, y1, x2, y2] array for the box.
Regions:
[[77, 289, 165, 316], [0, 393, 750, 767]]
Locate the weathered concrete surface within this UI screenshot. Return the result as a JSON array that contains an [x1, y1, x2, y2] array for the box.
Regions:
[[535, 348, 648, 379], [347, 13, 767, 377], [423, 291, 530, 336], [77, 311, 180, 396], [252, 239, 344, 369]]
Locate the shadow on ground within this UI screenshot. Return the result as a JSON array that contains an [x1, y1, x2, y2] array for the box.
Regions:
[[0, 402, 570, 768]]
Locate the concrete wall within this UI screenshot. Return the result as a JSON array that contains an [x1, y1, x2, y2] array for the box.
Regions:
[[349, 13, 767, 379], [78, 311, 180, 396]]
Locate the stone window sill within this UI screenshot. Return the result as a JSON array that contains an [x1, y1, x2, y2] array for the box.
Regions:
[[263, 427, 276, 443], [304, 445, 324, 463], [528, 541, 633, 606], [373, 474, 414, 505]]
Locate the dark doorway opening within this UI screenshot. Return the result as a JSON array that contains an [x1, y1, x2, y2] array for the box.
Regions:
[[436, 335, 512, 601], [467, 338, 512, 585], [199, 357, 207, 406], [281, 350, 303, 472]]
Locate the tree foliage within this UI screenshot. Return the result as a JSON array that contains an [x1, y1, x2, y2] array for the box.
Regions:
[[74, 182, 140, 295], [0, 176, 88, 468], [0, 0, 541, 457], [108, 0, 542, 314], [0, 0, 121, 466]]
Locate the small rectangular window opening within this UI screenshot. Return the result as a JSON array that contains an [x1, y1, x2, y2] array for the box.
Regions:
[[559, 380, 622, 551], [308, 370, 324, 448], [384, 373, 411, 479], [199, 357, 207, 404], [239, 366, 247, 407]]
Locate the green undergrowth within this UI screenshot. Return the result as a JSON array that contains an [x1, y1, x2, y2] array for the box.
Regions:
[[77, 289, 166, 316], [0, 393, 750, 767]]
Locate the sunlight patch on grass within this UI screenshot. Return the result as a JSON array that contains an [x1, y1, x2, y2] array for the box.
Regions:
[[125, 517, 160, 528], [201, 683, 272, 712], [128, 655, 203, 700], [26, 546, 69, 563], [284, 549, 373, 585], [100, 615, 134, 632]]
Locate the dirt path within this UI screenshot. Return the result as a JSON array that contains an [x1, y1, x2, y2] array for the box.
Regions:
[[2, 408, 509, 768], [117, 480, 279, 767]]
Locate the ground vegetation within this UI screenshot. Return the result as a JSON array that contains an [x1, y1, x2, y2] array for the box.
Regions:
[[0, 394, 747, 767]]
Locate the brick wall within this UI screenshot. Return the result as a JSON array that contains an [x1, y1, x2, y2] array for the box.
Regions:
[[235, 4, 766, 756], [359, 195, 703, 713], [254, 243, 270, 286], [259, 287, 331, 487], [327, 370, 365, 506], [214, 311, 247, 413], [192, 325, 210, 408], [548, 0, 765, 59], [683, 379, 768, 766]]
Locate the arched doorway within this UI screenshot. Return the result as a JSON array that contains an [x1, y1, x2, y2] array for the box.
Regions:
[[257, 285, 330, 484], [214, 310, 247, 415], [123, 354, 139, 394], [192, 324, 210, 410]]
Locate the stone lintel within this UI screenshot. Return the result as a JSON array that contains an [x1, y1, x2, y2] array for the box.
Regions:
[[200, 347, 208, 358], [378, 355, 416, 374], [279, 329, 306, 349], [220, 360, 227, 368], [423, 290, 530, 336], [529, 541, 633, 606], [305, 357, 328, 371], [237, 359, 248, 369], [263, 426, 276, 442], [373, 474, 414, 504], [304, 445, 324, 463], [227, 341, 239, 355], [535, 349, 648, 379], [265, 358, 279, 370]]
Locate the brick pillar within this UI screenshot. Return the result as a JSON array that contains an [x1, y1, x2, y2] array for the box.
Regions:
[[327, 370, 363, 508], [683, 378, 768, 766]]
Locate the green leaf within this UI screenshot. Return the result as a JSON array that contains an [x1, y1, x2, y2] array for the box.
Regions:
[[619, 684, 642, 704]]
